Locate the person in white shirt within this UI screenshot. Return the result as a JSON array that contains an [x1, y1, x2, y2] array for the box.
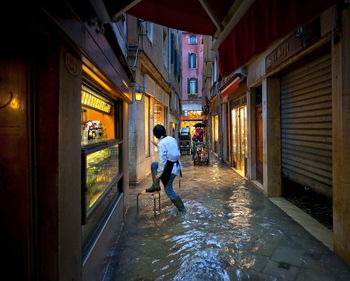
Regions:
[[146, 124, 185, 212]]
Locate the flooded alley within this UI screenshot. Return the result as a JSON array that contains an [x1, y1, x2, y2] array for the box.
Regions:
[[104, 156, 350, 281]]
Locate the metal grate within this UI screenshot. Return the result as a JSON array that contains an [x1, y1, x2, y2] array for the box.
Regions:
[[280, 53, 332, 197]]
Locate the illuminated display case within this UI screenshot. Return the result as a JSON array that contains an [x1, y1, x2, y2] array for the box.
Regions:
[[81, 141, 122, 224]]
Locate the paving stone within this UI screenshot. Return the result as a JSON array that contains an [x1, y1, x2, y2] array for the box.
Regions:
[[248, 255, 269, 272], [271, 246, 305, 266], [263, 260, 300, 281], [253, 233, 282, 256], [296, 268, 335, 281], [300, 253, 330, 273], [245, 269, 284, 281]]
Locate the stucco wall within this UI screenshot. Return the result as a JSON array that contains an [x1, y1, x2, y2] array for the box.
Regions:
[[181, 33, 204, 102]]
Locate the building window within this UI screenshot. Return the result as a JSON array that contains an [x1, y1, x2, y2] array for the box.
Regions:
[[188, 53, 197, 69], [189, 35, 197, 44], [174, 50, 178, 75], [212, 58, 217, 86], [170, 33, 174, 64], [187, 78, 198, 96], [163, 31, 168, 69], [145, 95, 150, 156]]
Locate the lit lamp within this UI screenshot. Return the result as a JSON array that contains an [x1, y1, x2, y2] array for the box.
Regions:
[[134, 89, 144, 102]]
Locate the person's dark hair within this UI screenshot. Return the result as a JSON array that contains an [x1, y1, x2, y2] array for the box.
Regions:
[[153, 124, 166, 139]]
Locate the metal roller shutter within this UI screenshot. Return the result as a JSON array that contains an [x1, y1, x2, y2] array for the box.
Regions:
[[281, 53, 332, 197]]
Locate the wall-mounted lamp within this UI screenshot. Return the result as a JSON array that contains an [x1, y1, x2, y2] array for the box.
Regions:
[[134, 88, 144, 102]]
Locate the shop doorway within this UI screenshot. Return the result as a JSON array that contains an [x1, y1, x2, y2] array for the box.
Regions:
[[0, 57, 34, 280], [212, 114, 219, 154], [231, 105, 247, 176], [256, 106, 263, 183], [153, 100, 165, 151]]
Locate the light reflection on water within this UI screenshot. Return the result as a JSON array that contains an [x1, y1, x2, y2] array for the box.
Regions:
[[110, 180, 272, 281], [106, 156, 350, 281]]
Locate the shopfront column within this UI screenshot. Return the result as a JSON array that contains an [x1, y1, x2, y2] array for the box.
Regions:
[[262, 78, 281, 197], [123, 100, 130, 215], [247, 88, 255, 181], [332, 5, 350, 264]]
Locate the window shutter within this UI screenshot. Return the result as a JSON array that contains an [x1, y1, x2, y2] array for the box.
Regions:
[[194, 54, 197, 68], [177, 53, 181, 78], [187, 78, 190, 94], [188, 53, 191, 68], [195, 78, 198, 93], [171, 34, 174, 64]]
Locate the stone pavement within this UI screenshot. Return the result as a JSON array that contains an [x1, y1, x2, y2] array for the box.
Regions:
[[104, 155, 350, 281]]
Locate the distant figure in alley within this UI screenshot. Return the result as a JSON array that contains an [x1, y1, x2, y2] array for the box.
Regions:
[[146, 124, 185, 212]]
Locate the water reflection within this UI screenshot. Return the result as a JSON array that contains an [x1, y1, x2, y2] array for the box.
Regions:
[[110, 180, 266, 281], [107, 157, 348, 281]]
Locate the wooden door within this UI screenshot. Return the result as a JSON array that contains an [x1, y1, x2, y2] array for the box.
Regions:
[[256, 106, 263, 183], [0, 58, 33, 280]]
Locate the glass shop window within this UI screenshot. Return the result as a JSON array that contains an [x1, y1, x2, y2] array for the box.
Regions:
[[81, 85, 115, 145], [81, 82, 123, 255], [153, 100, 165, 152]]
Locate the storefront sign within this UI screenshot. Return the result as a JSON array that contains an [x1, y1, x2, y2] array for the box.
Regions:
[[266, 19, 320, 73], [81, 86, 112, 113], [182, 110, 203, 120]]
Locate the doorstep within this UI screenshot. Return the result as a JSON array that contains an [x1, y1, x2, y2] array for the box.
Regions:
[[269, 197, 333, 251]]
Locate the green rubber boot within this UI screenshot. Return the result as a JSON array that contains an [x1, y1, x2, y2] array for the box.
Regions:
[[145, 170, 161, 192], [171, 196, 185, 212]]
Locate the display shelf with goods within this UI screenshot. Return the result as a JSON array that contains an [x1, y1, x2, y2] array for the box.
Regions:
[[83, 143, 121, 217], [81, 85, 115, 146], [81, 140, 123, 252]]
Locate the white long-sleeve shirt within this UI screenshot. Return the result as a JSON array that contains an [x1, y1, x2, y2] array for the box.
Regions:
[[156, 136, 182, 178]]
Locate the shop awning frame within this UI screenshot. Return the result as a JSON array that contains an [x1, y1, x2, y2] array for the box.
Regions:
[[93, 0, 340, 78]]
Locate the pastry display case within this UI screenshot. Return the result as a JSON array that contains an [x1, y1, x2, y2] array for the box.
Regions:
[[81, 141, 122, 223]]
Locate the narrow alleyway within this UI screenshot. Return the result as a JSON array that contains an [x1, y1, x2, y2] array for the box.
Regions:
[[104, 155, 350, 281]]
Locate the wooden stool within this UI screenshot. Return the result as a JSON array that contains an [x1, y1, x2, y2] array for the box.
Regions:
[[136, 190, 161, 216]]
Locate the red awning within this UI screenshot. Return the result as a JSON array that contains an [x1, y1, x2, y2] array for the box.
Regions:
[[103, 0, 235, 36], [221, 77, 240, 98], [218, 0, 340, 77], [127, 0, 218, 35], [104, 0, 339, 77]]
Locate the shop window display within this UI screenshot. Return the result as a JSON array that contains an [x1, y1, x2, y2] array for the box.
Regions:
[[81, 85, 115, 145], [231, 105, 247, 176], [85, 144, 120, 212], [80, 82, 123, 253], [153, 100, 165, 151], [181, 110, 203, 137]]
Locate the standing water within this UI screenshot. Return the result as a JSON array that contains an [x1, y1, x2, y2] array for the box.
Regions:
[[104, 156, 350, 281]]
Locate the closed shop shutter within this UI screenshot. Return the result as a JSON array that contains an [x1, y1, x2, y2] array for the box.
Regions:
[[280, 53, 332, 197]]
